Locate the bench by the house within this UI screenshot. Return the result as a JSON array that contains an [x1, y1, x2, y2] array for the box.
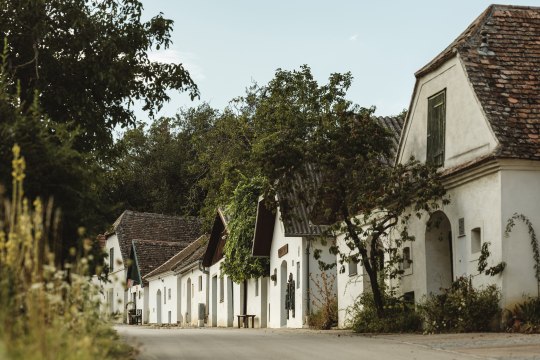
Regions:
[[236, 314, 255, 328], [129, 309, 142, 325]]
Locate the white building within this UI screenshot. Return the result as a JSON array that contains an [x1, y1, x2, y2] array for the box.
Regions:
[[144, 235, 209, 326], [395, 4, 540, 308], [202, 209, 241, 327], [252, 198, 337, 328], [99, 210, 202, 323]]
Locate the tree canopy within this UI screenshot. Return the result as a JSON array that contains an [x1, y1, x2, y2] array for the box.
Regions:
[[0, 0, 198, 152], [244, 65, 447, 318], [220, 176, 269, 284]]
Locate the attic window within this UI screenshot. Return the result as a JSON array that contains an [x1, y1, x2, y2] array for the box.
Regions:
[[427, 90, 446, 167]]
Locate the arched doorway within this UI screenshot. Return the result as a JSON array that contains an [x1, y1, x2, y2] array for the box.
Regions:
[[156, 289, 162, 325], [280, 260, 288, 327], [186, 278, 192, 325], [425, 211, 453, 295]]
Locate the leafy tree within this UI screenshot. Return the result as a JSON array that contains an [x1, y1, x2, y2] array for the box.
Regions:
[[248, 65, 447, 318], [221, 176, 270, 314], [0, 0, 198, 152], [185, 100, 258, 227], [221, 176, 269, 283], [0, 57, 107, 265]]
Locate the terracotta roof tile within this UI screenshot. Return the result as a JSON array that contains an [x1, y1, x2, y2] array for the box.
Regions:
[[418, 4, 540, 161]]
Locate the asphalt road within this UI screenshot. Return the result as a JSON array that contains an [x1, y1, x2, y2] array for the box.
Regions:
[[115, 325, 540, 360]]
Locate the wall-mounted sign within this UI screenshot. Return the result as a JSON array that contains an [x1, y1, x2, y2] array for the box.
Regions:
[[278, 244, 288, 258]]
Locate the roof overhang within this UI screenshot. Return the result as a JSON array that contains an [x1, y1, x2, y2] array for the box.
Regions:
[[251, 199, 276, 257]]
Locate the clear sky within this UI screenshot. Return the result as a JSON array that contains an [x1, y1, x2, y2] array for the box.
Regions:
[[138, 1, 540, 119]]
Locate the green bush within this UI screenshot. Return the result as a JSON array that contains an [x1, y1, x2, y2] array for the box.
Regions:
[[511, 297, 540, 333], [419, 276, 500, 333], [349, 292, 422, 333]]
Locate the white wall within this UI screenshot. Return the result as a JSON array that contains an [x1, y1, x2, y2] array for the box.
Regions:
[[399, 171, 503, 301], [147, 273, 178, 324], [336, 233, 367, 328], [101, 234, 127, 321], [242, 277, 269, 328], [399, 55, 498, 169], [208, 259, 237, 327], [266, 208, 337, 328], [179, 266, 208, 326], [501, 165, 540, 306]]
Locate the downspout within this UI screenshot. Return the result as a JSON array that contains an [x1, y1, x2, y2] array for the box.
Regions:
[[198, 260, 210, 322], [305, 238, 311, 325]]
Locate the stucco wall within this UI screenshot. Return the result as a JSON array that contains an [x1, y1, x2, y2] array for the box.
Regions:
[[336, 232, 366, 328], [179, 266, 208, 326], [147, 273, 178, 324], [399, 171, 503, 302], [501, 166, 540, 306], [266, 208, 337, 328], [102, 234, 127, 320], [208, 259, 237, 327], [399, 55, 498, 169]]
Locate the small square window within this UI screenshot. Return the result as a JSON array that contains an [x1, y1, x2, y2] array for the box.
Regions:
[[471, 227, 481, 253], [403, 247, 411, 270], [348, 259, 358, 276]]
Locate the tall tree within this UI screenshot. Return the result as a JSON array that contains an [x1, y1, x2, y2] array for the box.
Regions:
[[0, 61, 107, 263], [105, 105, 218, 219], [248, 65, 447, 318], [0, 0, 198, 152]]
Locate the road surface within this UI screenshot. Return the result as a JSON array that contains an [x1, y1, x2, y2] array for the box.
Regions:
[[116, 325, 540, 360]]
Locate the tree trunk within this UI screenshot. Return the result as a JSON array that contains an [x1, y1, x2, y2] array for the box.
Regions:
[[343, 217, 386, 318]]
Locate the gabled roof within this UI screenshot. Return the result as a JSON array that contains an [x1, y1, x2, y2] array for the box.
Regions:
[[376, 115, 404, 152], [144, 235, 209, 279], [202, 208, 229, 267], [404, 4, 540, 161], [130, 239, 186, 285], [108, 210, 203, 262]]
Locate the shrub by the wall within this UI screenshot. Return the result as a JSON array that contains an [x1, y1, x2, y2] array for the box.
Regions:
[[349, 292, 422, 333], [419, 276, 500, 333]]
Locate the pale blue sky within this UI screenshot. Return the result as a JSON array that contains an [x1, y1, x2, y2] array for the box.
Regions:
[[138, 1, 540, 119]]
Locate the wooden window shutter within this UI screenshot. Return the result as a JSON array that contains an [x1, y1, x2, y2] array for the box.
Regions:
[[427, 90, 446, 167]]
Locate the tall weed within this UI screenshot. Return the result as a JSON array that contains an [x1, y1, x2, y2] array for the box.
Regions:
[[0, 145, 133, 360]]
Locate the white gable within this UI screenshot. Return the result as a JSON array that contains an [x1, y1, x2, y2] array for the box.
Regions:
[[398, 55, 498, 169]]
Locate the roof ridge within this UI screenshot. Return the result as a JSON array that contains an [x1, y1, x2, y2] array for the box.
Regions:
[[415, 4, 495, 78], [132, 239, 188, 246]]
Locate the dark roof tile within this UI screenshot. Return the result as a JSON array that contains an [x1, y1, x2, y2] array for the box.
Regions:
[[111, 210, 203, 261]]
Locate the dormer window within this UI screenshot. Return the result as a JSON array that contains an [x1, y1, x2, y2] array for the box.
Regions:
[[427, 90, 446, 167]]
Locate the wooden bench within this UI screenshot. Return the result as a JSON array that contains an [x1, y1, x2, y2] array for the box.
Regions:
[[236, 314, 255, 328]]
